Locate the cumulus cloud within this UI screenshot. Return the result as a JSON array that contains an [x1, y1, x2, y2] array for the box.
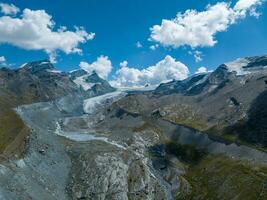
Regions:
[[195, 67, 208, 74], [0, 56, 5, 62], [194, 51, 203, 62], [120, 60, 128, 67], [0, 55, 8, 66], [0, 5, 95, 62], [111, 55, 189, 87], [234, 0, 264, 18], [189, 50, 203, 62], [234, 0, 263, 11], [0, 3, 20, 15], [136, 41, 143, 48], [79, 56, 112, 78], [150, 44, 159, 51], [150, 0, 264, 48]]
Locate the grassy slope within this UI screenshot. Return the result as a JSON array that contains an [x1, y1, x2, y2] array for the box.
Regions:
[[117, 95, 267, 199], [161, 141, 267, 200], [178, 155, 267, 200], [0, 109, 26, 152], [162, 108, 267, 152], [160, 105, 209, 132], [0, 90, 29, 157]]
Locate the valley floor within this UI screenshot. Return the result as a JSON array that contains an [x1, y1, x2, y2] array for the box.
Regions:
[[0, 91, 266, 200]]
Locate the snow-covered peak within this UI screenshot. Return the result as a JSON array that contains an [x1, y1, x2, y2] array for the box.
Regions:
[[40, 61, 50, 65], [19, 63, 28, 68], [73, 75, 100, 91], [113, 84, 158, 92], [69, 69, 80, 73], [71, 69, 115, 92], [225, 56, 267, 75], [225, 58, 250, 75], [19, 60, 53, 72], [46, 69, 62, 74]]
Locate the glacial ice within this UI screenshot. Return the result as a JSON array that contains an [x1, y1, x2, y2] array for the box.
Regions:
[[83, 90, 126, 114]]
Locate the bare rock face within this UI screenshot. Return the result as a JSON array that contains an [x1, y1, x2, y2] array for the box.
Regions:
[[71, 153, 129, 200], [68, 134, 168, 200]]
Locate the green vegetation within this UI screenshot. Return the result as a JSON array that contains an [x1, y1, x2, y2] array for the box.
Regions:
[[0, 109, 26, 154], [209, 121, 267, 152], [179, 156, 267, 200], [0, 91, 29, 156], [206, 121, 227, 135], [161, 105, 208, 131], [0, 109, 26, 153], [167, 116, 208, 131], [221, 133, 239, 142], [162, 137, 267, 200], [163, 105, 267, 152]]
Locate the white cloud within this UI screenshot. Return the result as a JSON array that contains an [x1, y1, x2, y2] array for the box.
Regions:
[[189, 50, 203, 62], [234, 0, 263, 11], [136, 41, 143, 48], [150, 0, 264, 49], [111, 55, 189, 87], [195, 67, 208, 74], [0, 56, 6, 62], [234, 0, 264, 18], [120, 60, 128, 67], [0, 3, 20, 15], [48, 51, 57, 64], [194, 51, 203, 62], [150, 44, 159, 51], [0, 6, 95, 60], [0, 55, 8, 66], [79, 55, 112, 78]]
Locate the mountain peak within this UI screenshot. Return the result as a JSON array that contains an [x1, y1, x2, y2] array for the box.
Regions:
[[224, 55, 267, 75], [69, 68, 115, 95], [19, 59, 54, 73], [91, 70, 97, 75], [69, 69, 88, 80]]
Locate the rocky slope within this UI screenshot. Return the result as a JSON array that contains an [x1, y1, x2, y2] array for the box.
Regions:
[[146, 55, 267, 147], [0, 56, 267, 200], [0, 60, 113, 157], [0, 60, 79, 157], [1, 86, 265, 200]]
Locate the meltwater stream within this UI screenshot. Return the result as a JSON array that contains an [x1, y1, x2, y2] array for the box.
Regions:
[[55, 122, 127, 150]]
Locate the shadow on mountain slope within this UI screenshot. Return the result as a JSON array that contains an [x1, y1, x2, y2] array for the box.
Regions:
[[223, 90, 267, 147]]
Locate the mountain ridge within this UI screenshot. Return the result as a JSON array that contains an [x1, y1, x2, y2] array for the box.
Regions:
[[0, 55, 267, 200], [0, 60, 114, 157]]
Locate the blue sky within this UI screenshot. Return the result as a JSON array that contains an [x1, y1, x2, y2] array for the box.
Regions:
[[0, 0, 266, 85]]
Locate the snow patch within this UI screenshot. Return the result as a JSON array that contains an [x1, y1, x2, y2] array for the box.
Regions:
[[46, 69, 62, 73], [69, 69, 79, 73], [187, 74, 209, 91], [40, 62, 50, 65], [15, 159, 26, 168], [19, 63, 28, 68], [114, 84, 158, 92], [73, 75, 98, 91], [225, 58, 250, 75]]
